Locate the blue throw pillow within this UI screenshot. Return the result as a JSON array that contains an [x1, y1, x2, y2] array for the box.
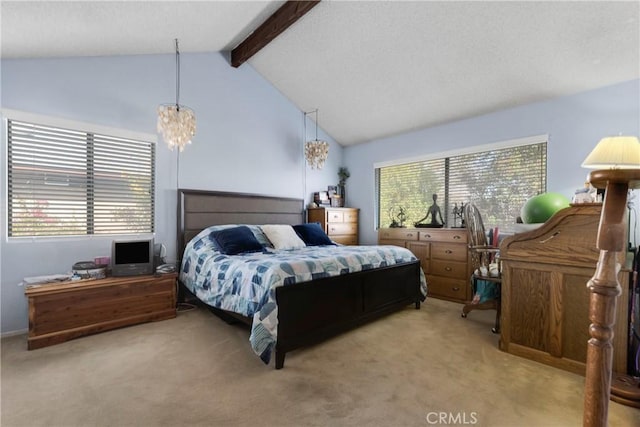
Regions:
[[293, 223, 335, 246], [211, 226, 263, 255]]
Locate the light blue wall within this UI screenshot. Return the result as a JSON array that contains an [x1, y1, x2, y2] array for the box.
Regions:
[[2, 54, 637, 335], [0, 52, 343, 334], [344, 79, 640, 245]]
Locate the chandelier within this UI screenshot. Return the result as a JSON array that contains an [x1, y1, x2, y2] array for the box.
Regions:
[[157, 39, 196, 151], [304, 109, 329, 169]]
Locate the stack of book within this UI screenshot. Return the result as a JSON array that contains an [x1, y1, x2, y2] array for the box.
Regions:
[[313, 191, 331, 207]]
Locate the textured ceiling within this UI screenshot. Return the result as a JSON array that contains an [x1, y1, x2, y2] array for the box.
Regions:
[[2, 1, 639, 146], [0, 1, 285, 57], [249, 1, 640, 145]]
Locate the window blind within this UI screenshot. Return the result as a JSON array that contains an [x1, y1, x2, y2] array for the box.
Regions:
[[377, 142, 547, 232], [7, 119, 155, 237], [378, 158, 445, 228]]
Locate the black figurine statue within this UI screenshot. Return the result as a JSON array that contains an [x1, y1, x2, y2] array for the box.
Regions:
[[389, 206, 407, 228], [452, 202, 466, 228], [414, 194, 445, 228]]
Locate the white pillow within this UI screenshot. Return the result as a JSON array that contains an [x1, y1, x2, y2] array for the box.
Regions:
[[261, 224, 306, 250]]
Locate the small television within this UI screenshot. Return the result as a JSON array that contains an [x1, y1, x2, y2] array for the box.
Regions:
[[111, 238, 154, 276]]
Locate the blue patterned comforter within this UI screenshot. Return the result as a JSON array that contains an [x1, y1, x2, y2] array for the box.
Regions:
[[179, 225, 427, 364]]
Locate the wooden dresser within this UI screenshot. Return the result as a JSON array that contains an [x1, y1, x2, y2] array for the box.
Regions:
[[25, 273, 177, 350], [378, 228, 470, 302], [308, 207, 359, 245], [500, 204, 630, 375]]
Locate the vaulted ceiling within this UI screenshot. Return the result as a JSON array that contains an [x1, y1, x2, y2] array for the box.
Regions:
[[2, 1, 639, 146]]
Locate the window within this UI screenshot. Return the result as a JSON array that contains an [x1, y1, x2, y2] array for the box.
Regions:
[[376, 139, 547, 233], [7, 118, 155, 237]]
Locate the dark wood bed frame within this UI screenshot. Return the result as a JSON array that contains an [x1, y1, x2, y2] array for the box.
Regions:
[[177, 189, 423, 369]]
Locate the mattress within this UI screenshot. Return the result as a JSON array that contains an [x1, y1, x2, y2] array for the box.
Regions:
[[180, 225, 427, 363]]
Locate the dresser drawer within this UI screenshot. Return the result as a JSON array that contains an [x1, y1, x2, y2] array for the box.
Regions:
[[378, 228, 419, 241], [327, 222, 357, 236], [427, 276, 469, 301], [420, 230, 467, 244], [326, 210, 344, 222], [406, 241, 430, 259], [431, 243, 467, 262], [332, 235, 358, 245], [429, 259, 468, 280], [403, 242, 430, 272], [343, 210, 358, 222], [308, 207, 359, 246], [379, 239, 409, 248]]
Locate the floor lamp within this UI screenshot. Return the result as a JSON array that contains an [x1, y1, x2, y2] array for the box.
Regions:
[[581, 136, 640, 427]]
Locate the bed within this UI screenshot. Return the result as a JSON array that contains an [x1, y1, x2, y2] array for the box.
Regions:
[[177, 189, 427, 369]]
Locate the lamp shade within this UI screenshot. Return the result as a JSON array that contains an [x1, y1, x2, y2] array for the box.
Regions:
[[581, 136, 640, 169]]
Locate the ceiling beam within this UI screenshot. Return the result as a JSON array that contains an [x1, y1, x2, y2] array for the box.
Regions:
[[231, 0, 320, 68]]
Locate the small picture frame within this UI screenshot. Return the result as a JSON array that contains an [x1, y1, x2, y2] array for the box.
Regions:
[[327, 185, 337, 197]]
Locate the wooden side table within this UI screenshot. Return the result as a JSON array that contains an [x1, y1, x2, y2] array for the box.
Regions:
[[25, 273, 177, 350]]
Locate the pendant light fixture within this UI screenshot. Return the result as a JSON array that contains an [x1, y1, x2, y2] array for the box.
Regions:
[[304, 109, 329, 169], [157, 39, 196, 151]]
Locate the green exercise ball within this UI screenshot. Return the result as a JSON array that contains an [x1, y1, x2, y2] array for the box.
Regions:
[[520, 192, 570, 224]]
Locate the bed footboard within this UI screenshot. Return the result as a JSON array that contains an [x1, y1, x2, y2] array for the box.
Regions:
[[274, 260, 422, 369]]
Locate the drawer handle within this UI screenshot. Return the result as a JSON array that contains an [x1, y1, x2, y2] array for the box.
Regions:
[[453, 235, 461, 240], [445, 267, 452, 272], [445, 250, 453, 254], [452, 287, 460, 291], [406, 233, 413, 237], [425, 234, 431, 238]]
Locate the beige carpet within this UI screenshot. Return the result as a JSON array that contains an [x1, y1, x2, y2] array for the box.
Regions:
[[2, 298, 639, 427]]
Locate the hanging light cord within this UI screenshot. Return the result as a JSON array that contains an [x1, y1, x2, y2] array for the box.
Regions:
[[304, 109, 320, 141], [175, 38, 181, 110], [174, 50, 195, 313], [303, 111, 307, 202], [314, 109, 319, 141]]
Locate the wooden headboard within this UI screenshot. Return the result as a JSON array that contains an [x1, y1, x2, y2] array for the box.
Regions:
[[177, 189, 305, 257]]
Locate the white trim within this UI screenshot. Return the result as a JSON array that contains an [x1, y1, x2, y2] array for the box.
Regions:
[[1, 108, 157, 143], [1, 328, 27, 338], [6, 233, 155, 245], [373, 134, 549, 169]]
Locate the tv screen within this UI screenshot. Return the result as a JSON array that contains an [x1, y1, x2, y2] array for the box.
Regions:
[[111, 238, 154, 276], [114, 241, 151, 264]]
